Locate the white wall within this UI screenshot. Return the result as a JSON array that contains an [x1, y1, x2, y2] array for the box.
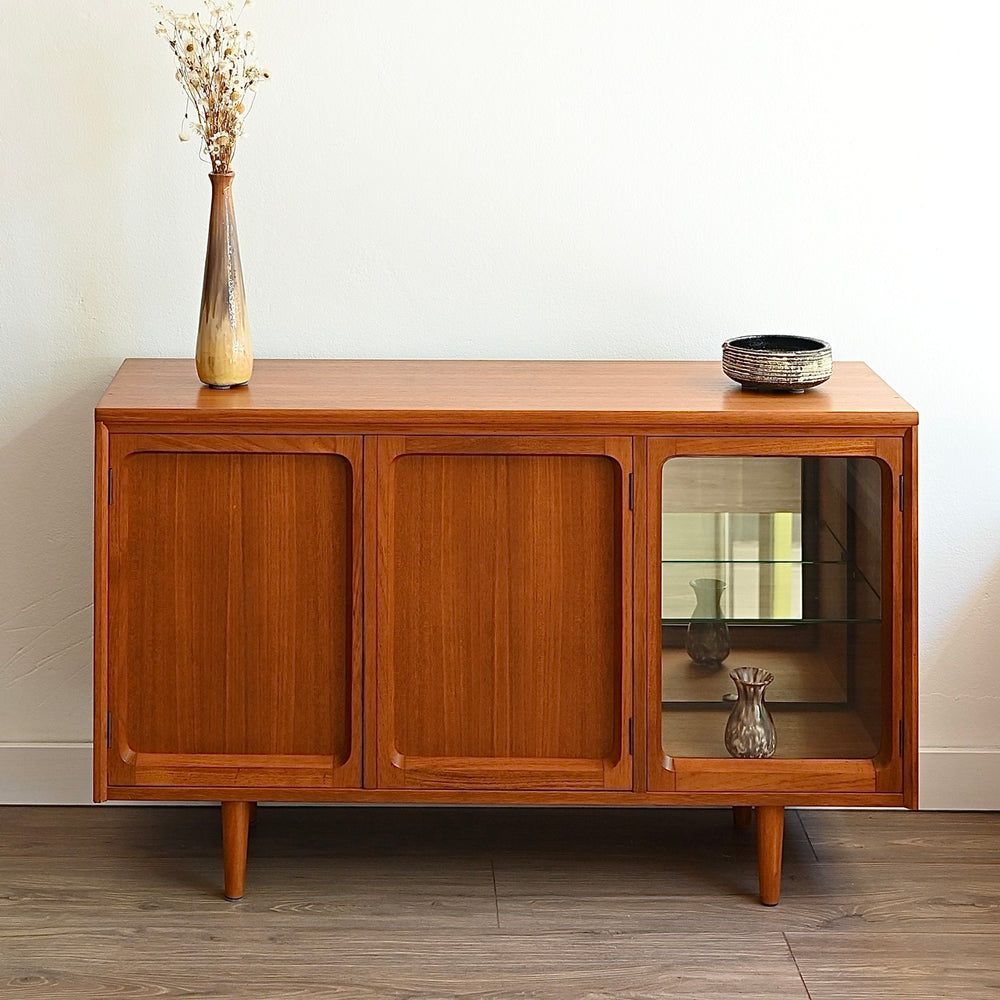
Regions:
[[1, 1, 995, 806]]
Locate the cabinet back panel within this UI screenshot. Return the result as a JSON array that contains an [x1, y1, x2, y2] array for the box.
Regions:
[[114, 452, 352, 759], [388, 453, 622, 759]]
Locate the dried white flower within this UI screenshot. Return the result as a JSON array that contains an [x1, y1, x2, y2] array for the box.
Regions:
[[153, 0, 268, 172]]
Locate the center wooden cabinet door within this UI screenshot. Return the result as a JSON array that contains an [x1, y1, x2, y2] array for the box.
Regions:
[[371, 436, 633, 790], [106, 434, 363, 792]]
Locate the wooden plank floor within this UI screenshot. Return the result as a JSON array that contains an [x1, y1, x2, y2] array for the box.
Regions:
[[1, 806, 999, 999]]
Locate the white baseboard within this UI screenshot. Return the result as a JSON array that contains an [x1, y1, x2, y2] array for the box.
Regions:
[[0, 744, 94, 805], [0, 744, 997, 809], [918, 748, 1000, 810]]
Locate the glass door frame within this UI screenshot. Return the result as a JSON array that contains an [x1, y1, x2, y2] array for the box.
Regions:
[[644, 435, 907, 797]]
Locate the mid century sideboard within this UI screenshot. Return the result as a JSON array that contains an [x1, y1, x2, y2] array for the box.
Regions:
[[93, 359, 918, 903]]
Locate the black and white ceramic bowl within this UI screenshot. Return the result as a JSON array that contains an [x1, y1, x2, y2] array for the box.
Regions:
[[722, 335, 833, 392]]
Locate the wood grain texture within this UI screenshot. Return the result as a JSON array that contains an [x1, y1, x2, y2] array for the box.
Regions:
[[493, 862, 1000, 936], [8, 809, 1000, 933], [376, 437, 632, 790], [669, 755, 876, 794], [102, 784, 908, 807], [3, 807, 999, 1000], [107, 435, 363, 790], [757, 805, 784, 905], [662, 709, 880, 763], [902, 427, 919, 808], [661, 646, 852, 705], [362, 436, 380, 791], [785, 933, 1000, 1000], [873, 438, 905, 793], [0, 932, 809, 1000], [93, 421, 110, 803], [115, 449, 349, 756], [95, 359, 919, 432], [390, 452, 620, 758], [221, 800, 251, 900], [799, 808, 1000, 864]]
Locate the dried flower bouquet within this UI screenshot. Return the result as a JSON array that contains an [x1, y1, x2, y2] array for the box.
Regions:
[[154, 0, 268, 174]]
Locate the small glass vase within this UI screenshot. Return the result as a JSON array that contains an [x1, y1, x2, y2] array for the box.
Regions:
[[685, 577, 730, 667], [725, 666, 777, 758], [196, 172, 253, 388]]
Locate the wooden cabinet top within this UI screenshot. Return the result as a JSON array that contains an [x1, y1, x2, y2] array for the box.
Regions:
[[96, 358, 917, 431]]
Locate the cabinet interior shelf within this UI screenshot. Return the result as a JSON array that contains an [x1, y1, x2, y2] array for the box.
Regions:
[[661, 645, 856, 706], [660, 705, 880, 760], [661, 639, 881, 761]]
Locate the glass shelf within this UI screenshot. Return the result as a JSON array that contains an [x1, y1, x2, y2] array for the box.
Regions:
[[662, 616, 882, 626], [662, 555, 880, 622], [662, 558, 845, 565]]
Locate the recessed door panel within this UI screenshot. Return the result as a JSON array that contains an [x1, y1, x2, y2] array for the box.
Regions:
[[375, 437, 633, 789], [108, 435, 362, 790]]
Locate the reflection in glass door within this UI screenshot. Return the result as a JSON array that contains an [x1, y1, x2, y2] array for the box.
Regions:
[[660, 456, 885, 760]]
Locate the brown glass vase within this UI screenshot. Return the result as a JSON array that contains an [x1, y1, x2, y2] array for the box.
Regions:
[[724, 666, 777, 758], [196, 172, 253, 388], [685, 577, 730, 667]]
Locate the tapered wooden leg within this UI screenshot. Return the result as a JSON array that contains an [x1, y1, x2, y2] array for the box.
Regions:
[[732, 806, 754, 830], [221, 800, 252, 901], [756, 805, 784, 906]]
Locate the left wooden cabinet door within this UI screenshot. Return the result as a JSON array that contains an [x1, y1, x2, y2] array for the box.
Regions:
[[98, 434, 363, 794]]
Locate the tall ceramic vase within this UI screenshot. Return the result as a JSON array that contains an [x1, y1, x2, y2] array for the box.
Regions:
[[725, 666, 777, 758], [196, 172, 253, 388], [685, 577, 731, 667]]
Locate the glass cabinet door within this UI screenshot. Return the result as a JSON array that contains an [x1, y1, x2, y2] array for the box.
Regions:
[[651, 443, 899, 787]]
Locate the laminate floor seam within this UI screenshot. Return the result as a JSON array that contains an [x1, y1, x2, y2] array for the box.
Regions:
[[794, 809, 820, 861], [490, 857, 501, 929], [782, 931, 816, 1000]]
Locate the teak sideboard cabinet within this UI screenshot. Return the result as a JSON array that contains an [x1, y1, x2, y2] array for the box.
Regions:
[[94, 359, 918, 904]]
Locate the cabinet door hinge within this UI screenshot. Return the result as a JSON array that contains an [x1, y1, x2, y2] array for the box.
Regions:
[[628, 472, 634, 511], [628, 717, 634, 755], [108, 468, 113, 506], [106, 712, 112, 749]]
